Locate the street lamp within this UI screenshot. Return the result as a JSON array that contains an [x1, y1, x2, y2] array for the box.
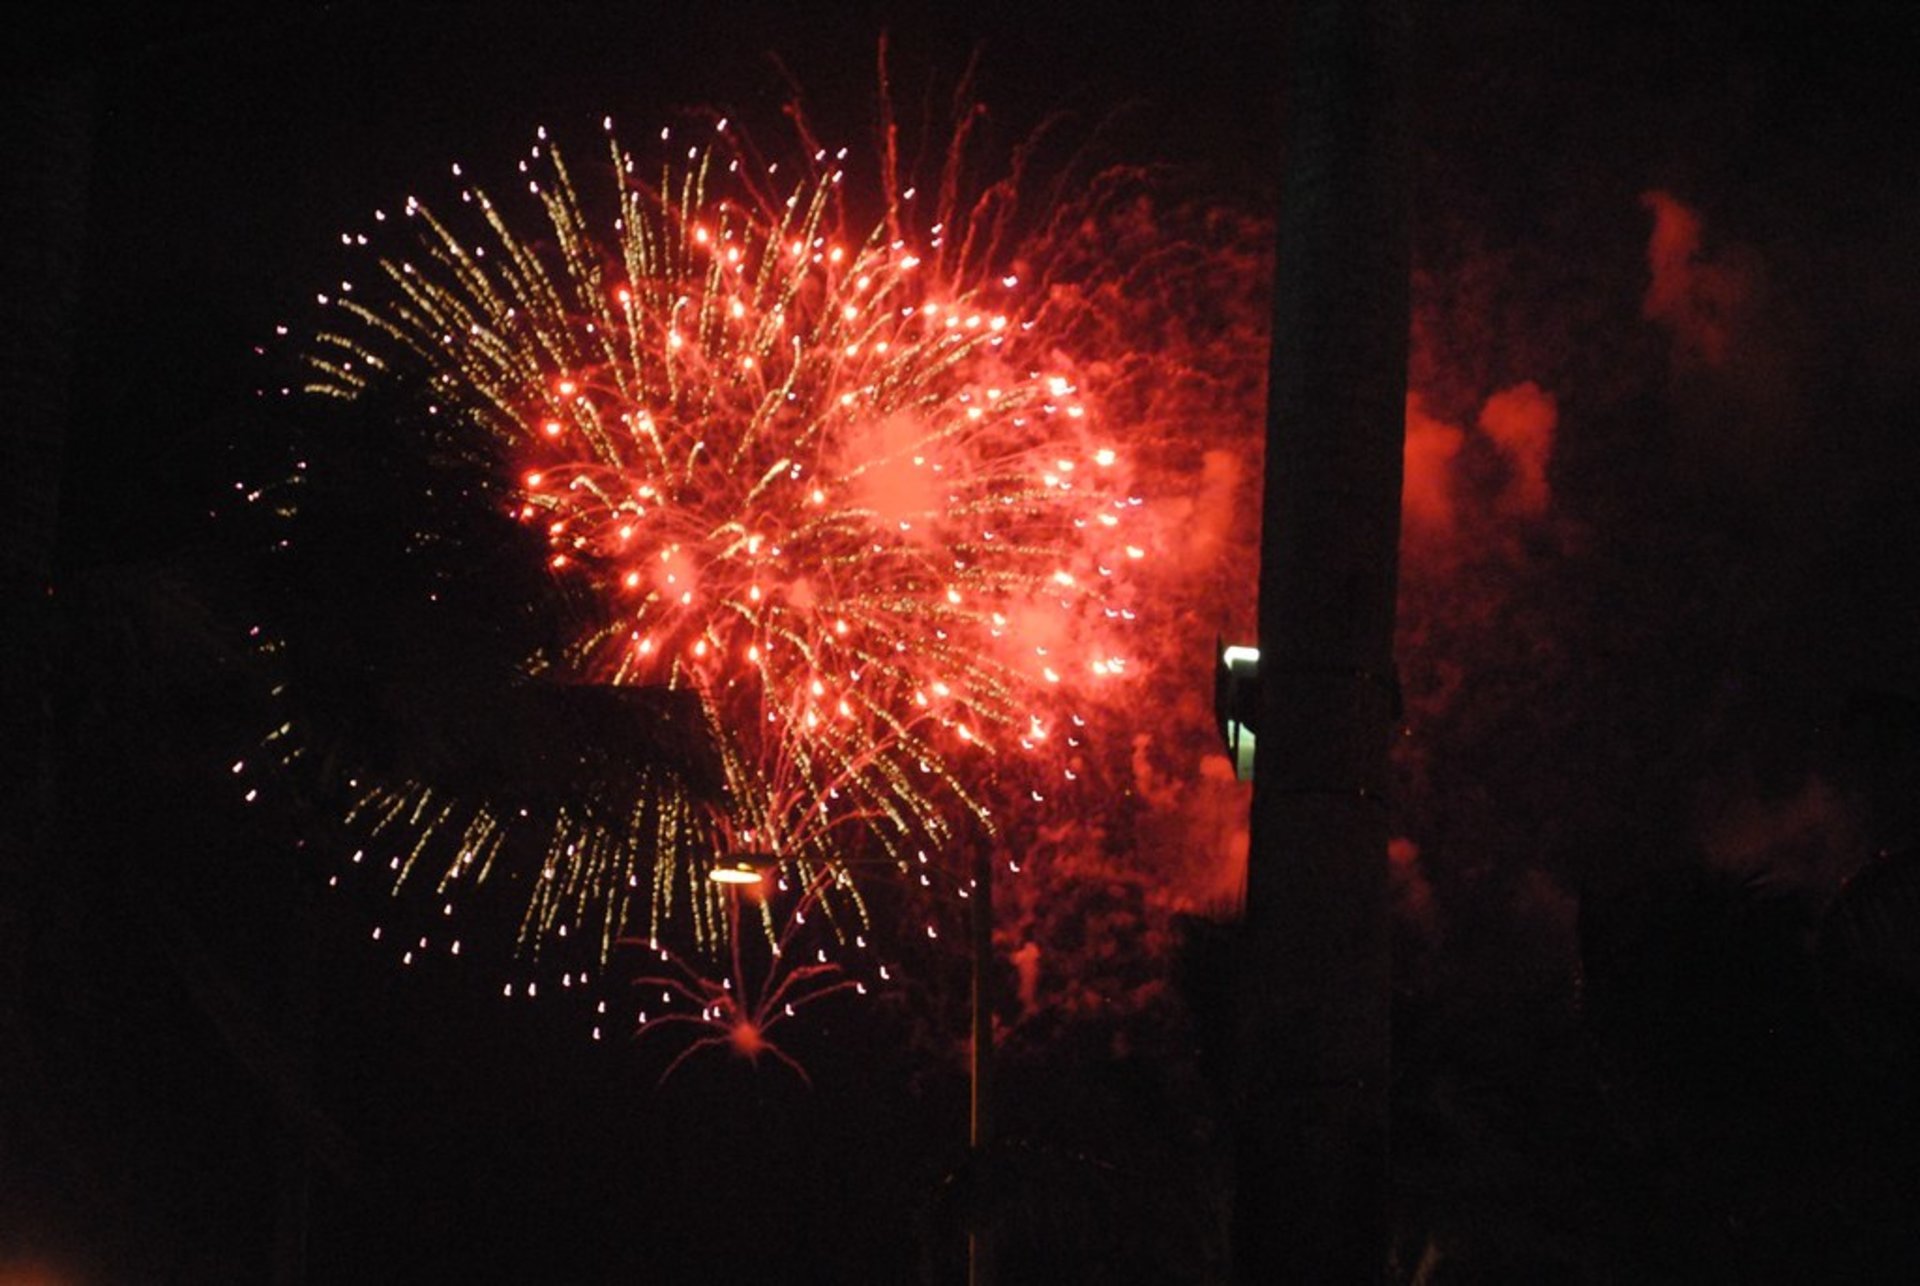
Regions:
[[1215, 639, 1261, 781], [707, 853, 778, 886], [701, 831, 995, 1282]]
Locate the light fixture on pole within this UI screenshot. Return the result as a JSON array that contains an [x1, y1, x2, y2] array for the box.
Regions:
[[707, 852, 778, 886], [1215, 639, 1261, 781]]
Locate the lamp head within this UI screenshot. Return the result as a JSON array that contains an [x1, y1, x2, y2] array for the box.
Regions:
[[708, 852, 779, 886]]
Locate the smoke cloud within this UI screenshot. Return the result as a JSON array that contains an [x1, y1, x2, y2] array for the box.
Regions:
[[1640, 189, 1753, 371], [1402, 380, 1559, 539], [1639, 188, 1800, 491], [1403, 393, 1466, 531], [1478, 380, 1557, 517]]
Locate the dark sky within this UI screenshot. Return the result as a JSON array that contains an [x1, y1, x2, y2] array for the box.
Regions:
[[9, 2, 1920, 1283]]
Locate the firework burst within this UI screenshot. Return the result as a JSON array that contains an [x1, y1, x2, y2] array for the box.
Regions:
[[619, 864, 887, 1085], [286, 109, 1141, 970]]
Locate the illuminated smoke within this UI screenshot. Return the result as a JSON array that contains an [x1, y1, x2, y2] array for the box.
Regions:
[[1640, 189, 1753, 371], [1403, 393, 1467, 532], [1641, 189, 1804, 492], [1478, 380, 1558, 518], [1387, 836, 1440, 944]]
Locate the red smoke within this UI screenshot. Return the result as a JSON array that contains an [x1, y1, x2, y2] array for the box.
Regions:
[[1401, 381, 1559, 538], [1639, 189, 1799, 488], [1479, 380, 1557, 517], [918, 161, 1597, 1043], [1640, 189, 1753, 370], [1403, 394, 1467, 531]]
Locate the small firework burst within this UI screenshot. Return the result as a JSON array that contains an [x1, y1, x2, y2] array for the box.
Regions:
[[620, 863, 881, 1085]]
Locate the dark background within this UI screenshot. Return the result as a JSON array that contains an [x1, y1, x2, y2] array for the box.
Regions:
[[6, 2, 1920, 1282]]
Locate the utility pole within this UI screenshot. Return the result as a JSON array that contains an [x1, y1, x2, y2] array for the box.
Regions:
[[1235, 0, 1410, 1281]]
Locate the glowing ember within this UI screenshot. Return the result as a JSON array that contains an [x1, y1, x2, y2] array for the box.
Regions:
[[728, 1020, 765, 1058]]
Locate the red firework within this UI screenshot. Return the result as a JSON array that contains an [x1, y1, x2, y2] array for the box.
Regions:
[[297, 109, 1143, 977]]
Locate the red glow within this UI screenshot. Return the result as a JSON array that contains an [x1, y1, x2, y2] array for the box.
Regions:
[[1478, 381, 1557, 516], [1641, 189, 1750, 369], [1403, 394, 1465, 530], [729, 1019, 765, 1057]]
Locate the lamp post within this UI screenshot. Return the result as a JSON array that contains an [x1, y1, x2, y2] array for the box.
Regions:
[[704, 838, 995, 1282], [969, 841, 995, 1286]]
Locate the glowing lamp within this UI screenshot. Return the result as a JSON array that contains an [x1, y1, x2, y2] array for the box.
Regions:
[[1215, 640, 1261, 782], [708, 852, 778, 886]]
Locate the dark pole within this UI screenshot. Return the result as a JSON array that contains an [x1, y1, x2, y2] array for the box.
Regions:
[[968, 842, 995, 1286], [1235, 0, 1411, 1281]]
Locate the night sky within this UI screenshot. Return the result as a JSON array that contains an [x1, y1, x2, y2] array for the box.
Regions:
[[7, 2, 1920, 1283]]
